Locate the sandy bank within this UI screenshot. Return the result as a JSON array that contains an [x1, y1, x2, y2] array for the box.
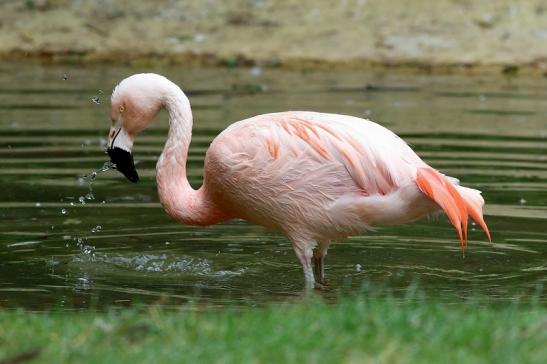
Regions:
[[1, 0, 547, 74]]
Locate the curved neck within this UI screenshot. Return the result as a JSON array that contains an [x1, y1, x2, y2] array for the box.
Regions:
[[155, 86, 225, 226]]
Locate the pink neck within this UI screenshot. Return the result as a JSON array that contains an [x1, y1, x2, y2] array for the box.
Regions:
[[155, 87, 226, 226]]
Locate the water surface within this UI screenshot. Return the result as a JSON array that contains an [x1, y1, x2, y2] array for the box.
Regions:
[[0, 62, 546, 310]]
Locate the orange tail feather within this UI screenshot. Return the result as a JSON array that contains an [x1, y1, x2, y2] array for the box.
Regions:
[[416, 167, 491, 253]]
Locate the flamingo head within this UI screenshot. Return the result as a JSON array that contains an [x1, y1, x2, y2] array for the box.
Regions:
[[107, 74, 165, 182]]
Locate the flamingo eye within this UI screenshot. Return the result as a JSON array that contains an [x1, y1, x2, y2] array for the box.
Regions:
[[119, 105, 125, 112]]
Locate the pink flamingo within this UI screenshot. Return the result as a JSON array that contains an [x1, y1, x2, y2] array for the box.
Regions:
[[107, 73, 491, 287]]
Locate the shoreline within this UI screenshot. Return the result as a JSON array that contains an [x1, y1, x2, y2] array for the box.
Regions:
[[1, 51, 543, 77]]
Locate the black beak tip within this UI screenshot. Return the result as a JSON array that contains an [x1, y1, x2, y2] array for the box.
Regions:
[[107, 147, 139, 183], [127, 173, 139, 183]]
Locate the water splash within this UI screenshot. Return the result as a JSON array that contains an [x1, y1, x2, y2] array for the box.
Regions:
[[74, 236, 96, 260], [72, 252, 247, 277], [80, 161, 113, 204], [82, 245, 95, 255], [59, 163, 113, 256]]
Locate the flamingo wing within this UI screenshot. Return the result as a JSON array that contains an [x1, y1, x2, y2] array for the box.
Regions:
[[254, 111, 426, 195], [212, 111, 490, 248]]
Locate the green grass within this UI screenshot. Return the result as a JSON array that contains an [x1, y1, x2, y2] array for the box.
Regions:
[[0, 294, 545, 364]]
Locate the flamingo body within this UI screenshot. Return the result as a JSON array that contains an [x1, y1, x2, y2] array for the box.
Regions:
[[207, 112, 433, 236], [107, 74, 490, 286]]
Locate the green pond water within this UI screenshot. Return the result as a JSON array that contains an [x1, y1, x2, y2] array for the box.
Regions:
[[0, 62, 545, 310]]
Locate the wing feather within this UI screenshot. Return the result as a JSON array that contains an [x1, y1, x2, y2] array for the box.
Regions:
[[259, 112, 426, 195]]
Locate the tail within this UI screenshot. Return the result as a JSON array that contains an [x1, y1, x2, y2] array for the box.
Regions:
[[416, 167, 491, 253]]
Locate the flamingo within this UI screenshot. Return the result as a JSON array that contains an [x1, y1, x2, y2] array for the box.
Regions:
[[106, 73, 491, 287]]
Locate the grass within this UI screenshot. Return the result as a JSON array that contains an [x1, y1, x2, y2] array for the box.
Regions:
[[0, 293, 545, 364]]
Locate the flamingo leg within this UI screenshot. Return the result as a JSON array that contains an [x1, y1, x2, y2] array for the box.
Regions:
[[291, 239, 316, 288], [313, 250, 325, 283], [313, 241, 330, 285]]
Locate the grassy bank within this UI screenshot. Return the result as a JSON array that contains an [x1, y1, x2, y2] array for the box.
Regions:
[[1, 295, 545, 364]]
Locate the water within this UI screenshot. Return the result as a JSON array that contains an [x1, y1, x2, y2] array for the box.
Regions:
[[0, 62, 545, 310]]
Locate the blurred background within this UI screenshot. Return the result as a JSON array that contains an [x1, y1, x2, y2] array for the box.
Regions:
[[1, 0, 547, 73]]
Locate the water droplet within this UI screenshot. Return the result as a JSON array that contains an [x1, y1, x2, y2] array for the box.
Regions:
[[101, 161, 113, 172], [81, 163, 114, 205], [165, 241, 170, 245], [70, 202, 75, 206], [61, 209, 68, 215], [91, 225, 102, 233], [62, 73, 68, 80], [519, 198, 527, 205], [35, 202, 41, 207], [355, 263, 362, 272], [91, 96, 101, 104], [78, 196, 86, 205]]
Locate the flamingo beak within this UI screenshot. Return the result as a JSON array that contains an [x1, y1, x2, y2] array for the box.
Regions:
[[107, 147, 139, 183], [107, 127, 139, 183]]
